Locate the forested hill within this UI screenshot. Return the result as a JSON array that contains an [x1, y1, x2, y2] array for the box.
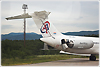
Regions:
[[62, 30, 99, 36], [1, 30, 99, 40], [1, 32, 42, 40]]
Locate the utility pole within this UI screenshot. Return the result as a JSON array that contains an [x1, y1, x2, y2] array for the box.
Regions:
[[22, 4, 28, 47]]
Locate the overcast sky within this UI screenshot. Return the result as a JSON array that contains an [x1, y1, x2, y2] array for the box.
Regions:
[[1, 0, 99, 34]]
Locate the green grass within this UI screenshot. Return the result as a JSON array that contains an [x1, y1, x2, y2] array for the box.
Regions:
[[1, 54, 91, 66]]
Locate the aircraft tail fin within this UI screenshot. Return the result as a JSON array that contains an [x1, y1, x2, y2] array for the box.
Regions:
[[31, 11, 62, 38], [6, 11, 62, 38]]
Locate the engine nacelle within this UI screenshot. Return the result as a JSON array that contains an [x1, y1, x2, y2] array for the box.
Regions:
[[67, 40, 94, 49]]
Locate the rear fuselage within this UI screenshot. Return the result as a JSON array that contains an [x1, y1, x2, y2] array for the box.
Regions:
[[40, 35, 99, 54]]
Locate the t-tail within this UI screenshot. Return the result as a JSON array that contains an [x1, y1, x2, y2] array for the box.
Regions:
[[31, 11, 62, 38], [5, 10, 62, 38]]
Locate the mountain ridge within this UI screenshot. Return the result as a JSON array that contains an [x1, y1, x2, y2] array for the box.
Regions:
[[62, 30, 99, 36], [1, 30, 99, 40]]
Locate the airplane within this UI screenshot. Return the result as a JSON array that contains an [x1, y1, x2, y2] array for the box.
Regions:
[[6, 11, 99, 61]]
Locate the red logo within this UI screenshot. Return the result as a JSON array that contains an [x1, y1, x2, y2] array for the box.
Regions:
[[40, 21, 50, 33]]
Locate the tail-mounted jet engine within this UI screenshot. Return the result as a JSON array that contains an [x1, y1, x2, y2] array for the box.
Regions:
[[61, 39, 69, 50], [61, 39, 94, 49]]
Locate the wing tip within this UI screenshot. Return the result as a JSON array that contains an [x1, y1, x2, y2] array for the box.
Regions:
[[5, 18, 8, 20]]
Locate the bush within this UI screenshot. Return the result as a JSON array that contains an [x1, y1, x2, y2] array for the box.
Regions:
[[1, 40, 60, 59]]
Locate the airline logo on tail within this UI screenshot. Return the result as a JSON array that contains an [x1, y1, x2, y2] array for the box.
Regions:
[[40, 21, 50, 33]]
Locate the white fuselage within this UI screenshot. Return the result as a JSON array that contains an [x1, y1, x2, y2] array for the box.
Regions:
[[40, 34, 99, 54]]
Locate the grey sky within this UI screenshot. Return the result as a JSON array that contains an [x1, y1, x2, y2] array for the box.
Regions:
[[1, 1, 99, 34]]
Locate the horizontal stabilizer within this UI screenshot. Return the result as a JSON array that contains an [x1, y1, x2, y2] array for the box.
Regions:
[[6, 13, 32, 20]]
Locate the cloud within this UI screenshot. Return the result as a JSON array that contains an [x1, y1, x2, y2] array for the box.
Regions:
[[1, 1, 99, 34], [1, 25, 13, 29]]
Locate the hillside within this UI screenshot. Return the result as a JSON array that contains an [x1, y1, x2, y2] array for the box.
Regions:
[[62, 30, 99, 36], [1, 30, 99, 40], [1, 32, 42, 40]]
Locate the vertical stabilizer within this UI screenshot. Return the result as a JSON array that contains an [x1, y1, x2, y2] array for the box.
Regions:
[[31, 11, 62, 38]]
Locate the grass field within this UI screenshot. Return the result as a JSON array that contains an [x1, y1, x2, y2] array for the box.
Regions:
[[1, 54, 90, 66]]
